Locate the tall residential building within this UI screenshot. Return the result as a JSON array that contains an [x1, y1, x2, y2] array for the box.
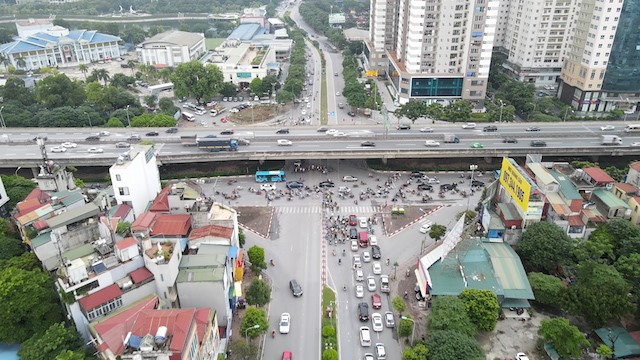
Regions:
[[557, 0, 639, 112], [109, 145, 161, 217], [366, 0, 497, 107], [498, 0, 578, 86]]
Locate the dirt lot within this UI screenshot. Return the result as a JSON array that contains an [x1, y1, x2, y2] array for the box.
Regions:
[[227, 104, 288, 125], [236, 206, 274, 238], [381, 204, 440, 236]]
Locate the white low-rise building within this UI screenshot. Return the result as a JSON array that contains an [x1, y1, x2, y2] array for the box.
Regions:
[[109, 145, 161, 217], [137, 30, 206, 67]]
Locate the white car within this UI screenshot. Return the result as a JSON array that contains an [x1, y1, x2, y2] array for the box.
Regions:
[[371, 313, 383, 332], [359, 217, 368, 228], [369, 235, 377, 246], [419, 127, 434, 132], [195, 110, 206, 115], [367, 276, 376, 291], [336, 92, 341, 96], [364, 354, 375, 360], [462, 122, 476, 129], [87, 147, 104, 153], [362, 251, 371, 263], [424, 140, 440, 147], [355, 269, 364, 282], [353, 254, 362, 268], [372, 261, 382, 275], [384, 311, 395, 328], [342, 175, 358, 182], [277, 139, 293, 146], [301, 110, 307, 116], [260, 183, 276, 191], [600, 125, 616, 131], [631, 142, 640, 147], [325, 129, 338, 135], [50, 146, 66, 153], [355, 285, 364, 298], [375, 343, 386, 359], [333, 131, 347, 137], [515, 353, 530, 360], [61, 142, 77, 148], [360, 327, 371, 347], [419, 221, 433, 234], [98, 131, 110, 136], [351, 240, 359, 251], [279, 313, 290, 334]]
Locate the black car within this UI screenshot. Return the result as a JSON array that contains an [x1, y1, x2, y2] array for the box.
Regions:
[[115, 142, 130, 148], [440, 183, 458, 191], [530, 140, 547, 147], [220, 129, 234, 135], [503, 137, 518, 143], [85, 136, 100, 142], [276, 128, 290, 134], [371, 245, 381, 259], [350, 228, 358, 239], [286, 181, 304, 189], [471, 180, 485, 187], [317, 127, 329, 132], [410, 172, 424, 179], [289, 280, 303, 297], [204, 134, 217, 138], [418, 184, 433, 191], [166, 127, 178, 134], [319, 181, 335, 188], [361, 141, 375, 147], [348, 111, 356, 117], [146, 131, 159, 136], [397, 124, 411, 130], [358, 302, 370, 321], [483, 125, 498, 132]]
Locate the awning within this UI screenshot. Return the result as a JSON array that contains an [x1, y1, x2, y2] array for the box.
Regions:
[[415, 269, 428, 296], [500, 298, 531, 308], [234, 281, 242, 297]]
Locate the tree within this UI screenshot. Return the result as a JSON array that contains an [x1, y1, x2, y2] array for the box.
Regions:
[[566, 262, 634, 327], [245, 278, 270, 307], [238, 228, 246, 248], [398, 315, 414, 338], [228, 340, 259, 360], [127, 60, 137, 75], [402, 343, 431, 360], [395, 100, 427, 123], [426, 330, 485, 360], [1, 175, 37, 210], [391, 295, 406, 313], [110, 73, 136, 89], [55, 350, 87, 360], [78, 64, 88, 81], [90, 68, 111, 85], [429, 224, 447, 242], [606, 219, 640, 257], [0, 267, 62, 343], [0, 218, 15, 237], [459, 289, 499, 332], [538, 318, 589, 359], [106, 117, 125, 127], [527, 272, 566, 307], [322, 349, 338, 360], [456, 210, 477, 225], [239, 307, 268, 340], [158, 97, 179, 116], [18, 322, 84, 360], [2, 77, 36, 106], [170, 61, 224, 103], [596, 345, 614, 359], [144, 95, 158, 109], [116, 221, 131, 235], [615, 253, 640, 294], [249, 77, 263, 96], [220, 82, 238, 97], [0, 236, 24, 260], [425, 103, 444, 120], [15, 57, 26, 69], [247, 245, 267, 272], [443, 100, 472, 121], [573, 226, 616, 264], [427, 296, 476, 337], [516, 222, 574, 274], [36, 74, 86, 108], [0, 252, 42, 272]]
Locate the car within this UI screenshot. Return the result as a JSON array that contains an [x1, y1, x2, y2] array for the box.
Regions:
[[260, 183, 276, 191], [371, 245, 381, 259], [355, 285, 364, 298], [600, 125, 616, 131], [424, 140, 440, 147], [334, 72, 338, 76], [530, 140, 547, 147], [359, 326, 371, 346], [397, 124, 411, 130], [470, 142, 484, 149], [348, 111, 356, 117], [166, 127, 178, 134], [200, 120, 207, 126], [419, 127, 434, 132], [503, 137, 518, 143], [85, 135, 101, 142], [98, 131, 110, 136], [369, 236, 378, 246], [338, 186, 351, 194], [418, 183, 433, 191], [220, 129, 234, 135], [276, 128, 290, 134], [333, 131, 347, 137], [336, 92, 341, 96], [362, 251, 371, 263], [319, 181, 335, 188], [282, 351, 292, 360], [472, 180, 485, 187], [419, 221, 433, 234], [423, 176, 440, 184], [325, 129, 338, 135], [342, 175, 358, 182], [145, 131, 159, 136], [358, 303, 370, 321], [375, 343, 386, 359], [410, 171, 424, 179], [289, 279, 303, 297], [371, 312, 383, 331], [350, 228, 358, 239], [353, 254, 362, 268], [364, 353, 375, 360], [115, 142, 130, 148], [286, 181, 304, 189], [127, 135, 141, 142], [361, 141, 376, 147], [195, 110, 206, 115], [367, 276, 376, 291], [631, 142, 640, 147], [372, 261, 382, 275], [515, 353, 530, 360], [384, 311, 395, 328], [349, 214, 358, 226], [359, 217, 368, 228], [279, 313, 291, 334], [87, 147, 104, 153], [50, 146, 66, 153], [462, 122, 476, 129], [317, 126, 329, 132], [301, 110, 307, 116], [229, 108, 239, 113], [483, 125, 498, 132], [525, 126, 541, 132], [60, 142, 77, 148], [277, 139, 293, 146], [355, 268, 364, 282], [351, 240, 359, 251]]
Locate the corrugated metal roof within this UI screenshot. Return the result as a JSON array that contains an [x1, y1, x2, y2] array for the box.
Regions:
[[45, 203, 100, 229], [150, 214, 191, 237], [129, 267, 153, 284], [79, 283, 122, 311], [548, 169, 582, 200], [228, 23, 263, 40], [3, 30, 121, 55], [592, 188, 631, 209], [30, 232, 52, 248], [188, 224, 233, 241], [583, 167, 615, 183], [527, 163, 558, 186], [176, 267, 224, 282]]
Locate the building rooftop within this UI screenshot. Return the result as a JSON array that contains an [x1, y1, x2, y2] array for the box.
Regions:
[[180, 253, 226, 268], [592, 188, 631, 209], [583, 167, 615, 184], [115, 237, 138, 250], [131, 211, 157, 231], [129, 266, 154, 284], [110, 145, 154, 170], [526, 163, 558, 187], [497, 203, 523, 221], [79, 283, 122, 312], [548, 169, 583, 201], [188, 224, 233, 241], [228, 23, 265, 41], [614, 182, 638, 194], [149, 185, 171, 213], [631, 162, 640, 172], [177, 267, 225, 282], [141, 30, 203, 48], [150, 214, 191, 237], [110, 203, 133, 219], [45, 202, 100, 229], [0, 29, 121, 54]]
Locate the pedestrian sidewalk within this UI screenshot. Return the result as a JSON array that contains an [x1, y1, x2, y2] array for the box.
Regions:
[[374, 78, 399, 112]]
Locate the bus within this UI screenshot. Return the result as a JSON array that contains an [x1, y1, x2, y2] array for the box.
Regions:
[[624, 124, 640, 133], [255, 170, 286, 183], [182, 111, 196, 122]]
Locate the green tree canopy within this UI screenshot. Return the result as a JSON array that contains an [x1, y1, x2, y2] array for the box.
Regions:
[[538, 318, 589, 359], [322, 349, 338, 360], [1, 175, 36, 210], [106, 117, 125, 127], [528, 272, 566, 307], [391, 295, 406, 313], [170, 61, 224, 103], [426, 330, 485, 360], [36, 73, 86, 108], [249, 77, 263, 96], [130, 113, 176, 127], [54, 350, 88, 360], [239, 307, 268, 340], [459, 289, 499, 332], [517, 222, 574, 273], [219, 82, 238, 97], [402, 343, 431, 360], [228, 340, 259, 360], [0, 236, 24, 260], [0, 252, 41, 272], [427, 296, 475, 337], [245, 278, 271, 307], [18, 322, 84, 360], [110, 73, 136, 89], [614, 253, 640, 295], [395, 100, 427, 123], [429, 224, 447, 242], [398, 314, 414, 338], [247, 245, 266, 272], [2, 77, 36, 106]]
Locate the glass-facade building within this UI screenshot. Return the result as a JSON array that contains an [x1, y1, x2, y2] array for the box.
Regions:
[[601, 0, 640, 92]]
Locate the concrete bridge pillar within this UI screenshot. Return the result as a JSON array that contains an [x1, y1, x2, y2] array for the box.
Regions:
[[381, 157, 388, 165]]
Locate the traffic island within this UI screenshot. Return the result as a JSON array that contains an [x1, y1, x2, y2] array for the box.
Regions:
[[321, 286, 338, 359], [381, 204, 442, 236], [236, 206, 275, 238]]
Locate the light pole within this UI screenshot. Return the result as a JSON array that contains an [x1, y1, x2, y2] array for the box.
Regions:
[[563, 107, 571, 121], [498, 100, 504, 122], [467, 164, 478, 211], [0, 106, 5, 128], [84, 112, 92, 128], [125, 105, 131, 127], [400, 316, 416, 346], [244, 324, 260, 345]]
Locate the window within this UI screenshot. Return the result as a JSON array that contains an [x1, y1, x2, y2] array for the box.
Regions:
[[118, 187, 130, 196], [115, 174, 121, 181]]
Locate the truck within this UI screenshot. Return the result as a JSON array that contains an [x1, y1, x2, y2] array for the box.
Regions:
[[197, 139, 238, 152], [380, 275, 390, 293], [601, 135, 623, 145], [180, 135, 198, 146], [443, 134, 460, 143], [363, 108, 372, 117]]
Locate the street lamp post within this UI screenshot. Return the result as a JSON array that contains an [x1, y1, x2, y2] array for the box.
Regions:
[[125, 105, 131, 127], [498, 100, 505, 122], [467, 164, 478, 211], [400, 316, 416, 346], [244, 324, 260, 345], [0, 106, 6, 128], [563, 107, 571, 121], [84, 112, 92, 128]]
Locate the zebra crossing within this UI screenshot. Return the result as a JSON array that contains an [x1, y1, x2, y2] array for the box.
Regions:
[[276, 205, 381, 214]]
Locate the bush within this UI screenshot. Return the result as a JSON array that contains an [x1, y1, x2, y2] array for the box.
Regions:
[[322, 325, 336, 338], [322, 349, 338, 360]]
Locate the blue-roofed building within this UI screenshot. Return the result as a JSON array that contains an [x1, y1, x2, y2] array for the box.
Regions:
[[0, 23, 121, 71]]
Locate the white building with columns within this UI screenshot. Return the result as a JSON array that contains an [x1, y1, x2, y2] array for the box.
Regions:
[[137, 30, 206, 67]]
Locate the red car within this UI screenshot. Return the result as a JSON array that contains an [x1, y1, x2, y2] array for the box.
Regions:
[[349, 214, 357, 226], [371, 293, 382, 309], [282, 351, 292, 360]]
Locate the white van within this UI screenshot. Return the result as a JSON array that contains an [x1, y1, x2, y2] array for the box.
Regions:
[[359, 327, 371, 346], [277, 139, 293, 146]]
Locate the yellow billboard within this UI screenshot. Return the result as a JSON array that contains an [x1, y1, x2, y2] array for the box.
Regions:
[[366, 70, 378, 77], [499, 157, 531, 211]]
